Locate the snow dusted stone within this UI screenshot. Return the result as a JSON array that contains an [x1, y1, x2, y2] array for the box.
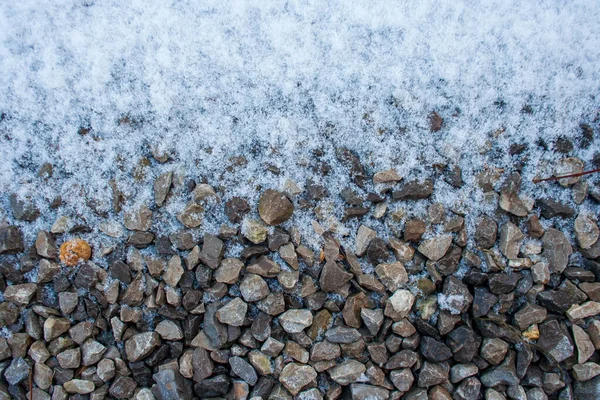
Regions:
[[124, 205, 153, 231], [192, 183, 217, 202], [153, 171, 173, 207], [258, 189, 294, 225], [499, 221, 524, 260], [4, 283, 37, 305], [0, 226, 24, 254], [575, 214, 600, 249], [177, 201, 204, 228], [418, 234, 452, 261], [240, 274, 270, 302], [373, 169, 402, 183], [35, 230, 57, 258], [556, 157, 584, 187], [355, 225, 376, 256], [375, 262, 408, 291]]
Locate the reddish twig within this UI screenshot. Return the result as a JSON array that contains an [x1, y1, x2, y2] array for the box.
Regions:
[[532, 167, 600, 184]]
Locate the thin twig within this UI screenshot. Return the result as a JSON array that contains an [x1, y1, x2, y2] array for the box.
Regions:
[[532, 167, 600, 184]]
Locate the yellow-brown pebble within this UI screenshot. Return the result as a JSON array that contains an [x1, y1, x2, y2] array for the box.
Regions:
[[59, 239, 92, 266], [522, 324, 540, 341]]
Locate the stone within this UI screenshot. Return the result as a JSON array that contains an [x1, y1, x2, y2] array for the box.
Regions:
[[177, 201, 204, 228], [325, 326, 361, 344], [279, 309, 313, 333], [214, 258, 243, 284], [192, 183, 217, 202], [488, 273, 520, 294], [566, 301, 600, 321], [387, 289, 415, 318], [3, 283, 37, 305], [418, 362, 449, 388], [70, 321, 93, 344], [240, 274, 270, 302], [573, 362, 600, 382], [81, 339, 106, 366], [514, 303, 547, 330], [404, 219, 426, 243], [230, 356, 258, 385], [574, 375, 600, 398], [450, 364, 479, 384], [350, 384, 389, 400], [124, 205, 152, 231], [421, 336, 452, 362], [0, 226, 24, 254], [537, 198, 575, 219], [192, 348, 213, 382], [125, 332, 161, 362], [33, 362, 52, 390], [531, 262, 550, 284], [153, 368, 192, 399], [4, 357, 29, 385], [155, 320, 183, 340], [44, 316, 71, 341], [475, 216, 497, 249], [389, 239, 415, 263], [258, 190, 294, 225], [64, 379, 95, 394], [38, 259, 60, 283], [498, 222, 524, 260], [109, 376, 137, 399], [9, 194, 40, 221], [390, 368, 414, 392], [35, 231, 57, 259], [97, 359, 115, 382], [439, 276, 473, 314], [153, 171, 173, 207], [480, 338, 509, 365], [328, 360, 366, 385], [279, 363, 317, 395], [392, 179, 434, 200], [216, 298, 248, 327], [418, 235, 452, 261], [225, 197, 250, 223], [248, 350, 273, 375], [59, 238, 92, 266], [555, 157, 584, 187], [361, 308, 384, 336], [163, 255, 184, 287], [57, 348, 81, 369], [356, 225, 377, 256], [199, 234, 224, 269], [279, 242, 298, 269], [537, 320, 574, 363], [319, 260, 353, 292], [573, 325, 595, 364], [375, 262, 408, 291], [575, 214, 599, 249], [242, 219, 268, 244]]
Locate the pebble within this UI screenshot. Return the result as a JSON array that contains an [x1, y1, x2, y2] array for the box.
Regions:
[[279, 309, 313, 333], [153, 171, 173, 207], [216, 298, 248, 326], [355, 225, 377, 256], [373, 169, 402, 183], [392, 179, 434, 200], [575, 214, 600, 249], [542, 228, 573, 273], [417, 234, 452, 261], [258, 190, 294, 225], [279, 363, 317, 395], [328, 359, 366, 385], [498, 222, 524, 260], [242, 219, 268, 244], [125, 332, 161, 362], [387, 289, 415, 318], [124, 205, 153, 231], [177, 201, 204, 228], [64, 379, 95, 394]]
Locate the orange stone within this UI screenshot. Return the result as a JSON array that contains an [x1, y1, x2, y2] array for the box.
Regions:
[[59, 239, 92, 266]]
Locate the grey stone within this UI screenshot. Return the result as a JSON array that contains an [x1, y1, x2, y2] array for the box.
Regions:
[[328, 360, 366, 386], [10, 194, 40, 221], [4, 283, 37, 305], [279, 363, 317, 395], [155, 320, 183, 340], [575, 214, 599, 249], [177, 201, 204, 228], [325, 326, 361, 344], [356, 225, 377, 256], [350, 384, 390, 400], [216, 298, 248, 327], [153, 368, 192, 400], [390, 368, 414, 392], [240, 274, 270, 302], [0, 226, 24, 254], [153, 171, 173, 207], [124, 205, 153, 231], [475, 216, 497, 249], [199, 234, 224, 269], [498, 222, 524, 260], [4, 357, 29, 385], [64, 379, 95, 394], [537, 320, 574, 363], [480, 338, 509, 365], [573, 362, 600, 382], [109, 376, 137, 399], [230, 356, 258, 385], [35, 231, 57, 259], [537, 198, 575, 219], [279, 309, 313, 333], [125, 332, 160, 362], [418, 362, 448, 388], [319, 260, 353, 292], [542, 229, 573, 273], [392, 179, 433, 200], [513, 303, 547, 330], [192, 347, 213, 383]]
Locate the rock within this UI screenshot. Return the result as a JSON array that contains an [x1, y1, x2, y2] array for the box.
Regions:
[[567, 301, 600, 321], [573, 362, 600, 382], [450, 364, 479, 384], [125, 332, 161, 362], [356, 225, 377, 256], [240, 274, 270, 302], [163, 255, 184, 287], [373, 169, 402, 183], [64, 379, 95, 394], [480, 338, 509, 365], [555, 157, 584, 187], [375, 262, 408, 291], [499, 192, 530, 217], [542, 229, 573, 274], [35, 231, 57, 259], [574, 375, 600, 398], [0, 226, 24, 254], [279, 309, 313, 333], [573, 325, 595, 364], [124, 205, 153, 231], [279, 243, 298, 269], [4, 357, 29, 385], [387, 289, 416, 318], [421, 336, 452, 362], [153, 368, 192, 399], [216, 298, 248, 327], [325, 326, 361, 344], [418, 362, 448, 388], [488, 273, 520, 294], [214, 258, 244, 284], [390, 368, 414, 392], [242, 219, 268, 244], [81, 339, 106, 366], [514, 303, 547, 330], [350, 384, 389, 400], [199, 234, 224, 270], [177, 201, 204, 228], [3, 283, 37, 305], [393, 179, 434, 200], [418, 234, 452, 261], [9, 194, 40, 221], [475, 216, 497, 249], [43, 316, 71, 341], [575, 214, 599, 249], [97, 359, 115, 382], [430, 111, 443, 131], [573, 181, 589, 204], [319, 260, 353, 292], [192, 348, 213, 382], [128, 231, 155, 248], [361, 308, 384, 336], [109, 376, 137, 399], [404, 219, 426, 243], [155, 320, 184, 340], [258, 190, 294, 225], [537, 198, 575, 219], [537, 320, 574, 363], [225, 197, 251, 223], [329, 360, 365, 385], [531, 262, 550, 284], [192, 183, 217, 202], [437, 245, 462, 276], [439, 276, 473, 314], [279, 363, 317, 395], [229, 356, 258, 385], [499, 222, 524, 260], [59, 238, 92, 266], [33, 362, 52, 390], [154, 171, 173, 207]]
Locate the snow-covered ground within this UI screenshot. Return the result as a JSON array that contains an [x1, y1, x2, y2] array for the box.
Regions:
[[1, 0, 600, 253]]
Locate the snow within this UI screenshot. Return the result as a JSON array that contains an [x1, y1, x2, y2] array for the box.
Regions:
[[1, 1, 600, 259]]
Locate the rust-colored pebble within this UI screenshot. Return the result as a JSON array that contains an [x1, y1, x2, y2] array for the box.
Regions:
[[59, 239, 92, 266]]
